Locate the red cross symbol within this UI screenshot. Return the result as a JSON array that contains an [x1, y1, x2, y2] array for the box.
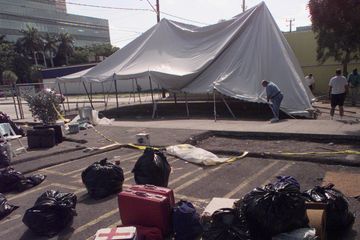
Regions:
[[98, 228, 132, 240]]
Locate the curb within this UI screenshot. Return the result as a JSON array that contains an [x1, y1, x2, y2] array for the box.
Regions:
[[209, 149, 360, 167]]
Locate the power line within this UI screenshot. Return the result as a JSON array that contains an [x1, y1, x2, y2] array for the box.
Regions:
[[55, 0, 209, 25]]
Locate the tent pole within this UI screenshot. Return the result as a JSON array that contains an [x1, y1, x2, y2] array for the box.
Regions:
[[62, 82, 70, 111], [185, 92, 189, 118], [149, 76, 156, 119], [90, 82, 93, 102], [113, 75, 119, 108], [57, 81, 67, 114], [132, 79, 136, 103], [220, 94, 236, 119], [213, 89, 217, 122], [101, 82, 107, 109], [82, 82, 94, 109], [10, 85, 19, 120], [135, 78, 142, 103], [174, 93, 177, 104]]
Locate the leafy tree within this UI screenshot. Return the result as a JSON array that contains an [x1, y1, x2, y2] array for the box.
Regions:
[[2, 70, 18, 85], [308, 0, 360, 76], [69, 46, 91, 65], [43, 33, 58, 67], [17, 25, 44, 66], [91, 43, 119, 57], [57, 32, 75, 65]]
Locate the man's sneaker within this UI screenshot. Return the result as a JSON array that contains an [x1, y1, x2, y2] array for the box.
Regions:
[[270, 117, 279, 123]]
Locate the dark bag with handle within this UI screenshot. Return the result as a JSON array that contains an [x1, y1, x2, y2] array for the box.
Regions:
[[173, 200, 203, 240], [132, 148, 170, 187]]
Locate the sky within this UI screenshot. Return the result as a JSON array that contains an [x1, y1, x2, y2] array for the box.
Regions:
[[66, 0, 312, 48]]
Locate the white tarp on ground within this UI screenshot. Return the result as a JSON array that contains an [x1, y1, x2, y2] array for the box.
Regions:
[[58, 2, 313, 115], [166, 144, 235, 166]]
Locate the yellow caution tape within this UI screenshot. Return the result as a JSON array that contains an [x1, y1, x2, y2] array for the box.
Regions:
[[52, 103, 70, 123]]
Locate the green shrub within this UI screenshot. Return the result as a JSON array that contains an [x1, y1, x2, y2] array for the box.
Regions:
[[25, 89, 63, 124]]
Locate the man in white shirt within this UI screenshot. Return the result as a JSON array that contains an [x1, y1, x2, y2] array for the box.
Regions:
[[305, 73, 315, 92], [328, 69, 348, 119], [262, 80, 283, 123]]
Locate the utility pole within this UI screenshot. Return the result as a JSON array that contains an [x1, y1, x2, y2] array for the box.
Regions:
[[286, 18, 295, 32], [156, 0, 160, 22], [242, 0, 245, 12]]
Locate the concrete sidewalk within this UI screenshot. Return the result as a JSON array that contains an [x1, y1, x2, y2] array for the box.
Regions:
[[108, 118, 360, 136]]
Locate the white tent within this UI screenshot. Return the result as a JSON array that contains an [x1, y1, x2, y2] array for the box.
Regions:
[[58, 2, 313, 116]]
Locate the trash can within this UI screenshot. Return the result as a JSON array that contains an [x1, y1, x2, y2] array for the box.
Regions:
[[79, 107, 93, 123]]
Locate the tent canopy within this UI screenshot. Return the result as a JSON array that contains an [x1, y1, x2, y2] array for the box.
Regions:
[[58, 2, 313, 115]]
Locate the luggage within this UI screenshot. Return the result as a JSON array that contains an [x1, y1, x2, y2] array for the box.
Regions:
[[173, 200, 203, 240], [129, 184, 175, 207], [94, 227, 137, 240], [27, 128, 55, 149], [34, 125, 63, 143], [118, 189, 171, 236]]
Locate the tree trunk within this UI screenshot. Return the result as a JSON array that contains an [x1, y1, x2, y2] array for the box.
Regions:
[[50, 52, 54, 67], [33, 52, 38, 65], [342, 50, 351, 77], [42, 52, 47, 68], [65, 55, 69, 65]]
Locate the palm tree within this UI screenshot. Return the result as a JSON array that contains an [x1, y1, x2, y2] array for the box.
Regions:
[[43, 33, 58, 67], [57, 32, 74, 65], [17, 25, 43, 65], [0, 34, 8, 44]]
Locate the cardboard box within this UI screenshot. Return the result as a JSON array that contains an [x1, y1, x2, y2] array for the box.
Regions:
[[94, 227, 137, 240]]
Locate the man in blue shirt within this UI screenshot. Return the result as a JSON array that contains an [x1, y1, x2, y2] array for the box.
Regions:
[[262, 80, 283, 123]]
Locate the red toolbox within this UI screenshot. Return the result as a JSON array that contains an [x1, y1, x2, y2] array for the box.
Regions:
[[129, 185, 175, 207], [118, 189, 171, 236]]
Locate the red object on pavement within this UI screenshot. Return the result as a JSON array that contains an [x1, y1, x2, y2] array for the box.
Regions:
[[94, 227, 136, 240], [129, 185, 175, 207], [118, 189, 171, 236]]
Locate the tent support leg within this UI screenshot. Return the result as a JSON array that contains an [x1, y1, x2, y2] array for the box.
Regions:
[[101, 82, 107, 109], [62, 83, 71, 111], [58, 82, 66, 114], [149, 76, 156, 119], [132, 79, 136, 103], [174, 93, 177, 104], [135, 78, 142, 103], [83, 82, 94, 109], [185, 93, 190, 118], [213, 90, 217, 122], [114, 77, 119, 108], [90, 82, 93, 102], [220, 94, 236, 119]]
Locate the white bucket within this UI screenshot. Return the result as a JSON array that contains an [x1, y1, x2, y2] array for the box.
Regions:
[[136, 133, 150, 146], [79, 106, 93, 123]]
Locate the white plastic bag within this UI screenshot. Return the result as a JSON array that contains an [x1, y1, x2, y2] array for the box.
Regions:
[[166, 144, 231, 166]]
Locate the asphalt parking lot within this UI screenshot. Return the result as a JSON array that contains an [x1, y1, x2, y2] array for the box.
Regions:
[[1, 144, 359, 240]]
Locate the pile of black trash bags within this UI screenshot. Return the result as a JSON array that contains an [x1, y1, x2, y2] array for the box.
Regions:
[[81, 148, 170, 199], [22, 190, 77, 237], [0, 167, 46, 221], [201, 176, 355, 240]]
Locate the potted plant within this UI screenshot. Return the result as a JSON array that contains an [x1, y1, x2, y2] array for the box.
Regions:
[[25, 89, 64, 146]]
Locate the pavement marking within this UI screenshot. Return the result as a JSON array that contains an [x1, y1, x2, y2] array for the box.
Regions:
[[0, 224, 23, 238], [0, 214, 21, 225], [175, 193, 209, 204], [52, 183, 81, 191], [168, 167, 203, 186], [71, 209, 119, 236], [8, 184, 52, 201], [223, 161, 280, 198], [173, 164, 225, 192], [258, 163, 293, 187], [42, 151, 140, 171]]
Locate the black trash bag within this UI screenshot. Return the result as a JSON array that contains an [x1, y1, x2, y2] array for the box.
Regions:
[[273, 175, 300, 190], [235, 182, 308, 240], [22, 190, 77, 237], [173, 200, 203, 240], [303, 183, 355, 230], [202, 208, 251, 240], [0, 112, 25, 136], [132, 148, 170, 187], [0, 142, 11, 168], [82, 158, 124, 199], [0, 167, 46, 192], [0, 193, 18, 220]]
